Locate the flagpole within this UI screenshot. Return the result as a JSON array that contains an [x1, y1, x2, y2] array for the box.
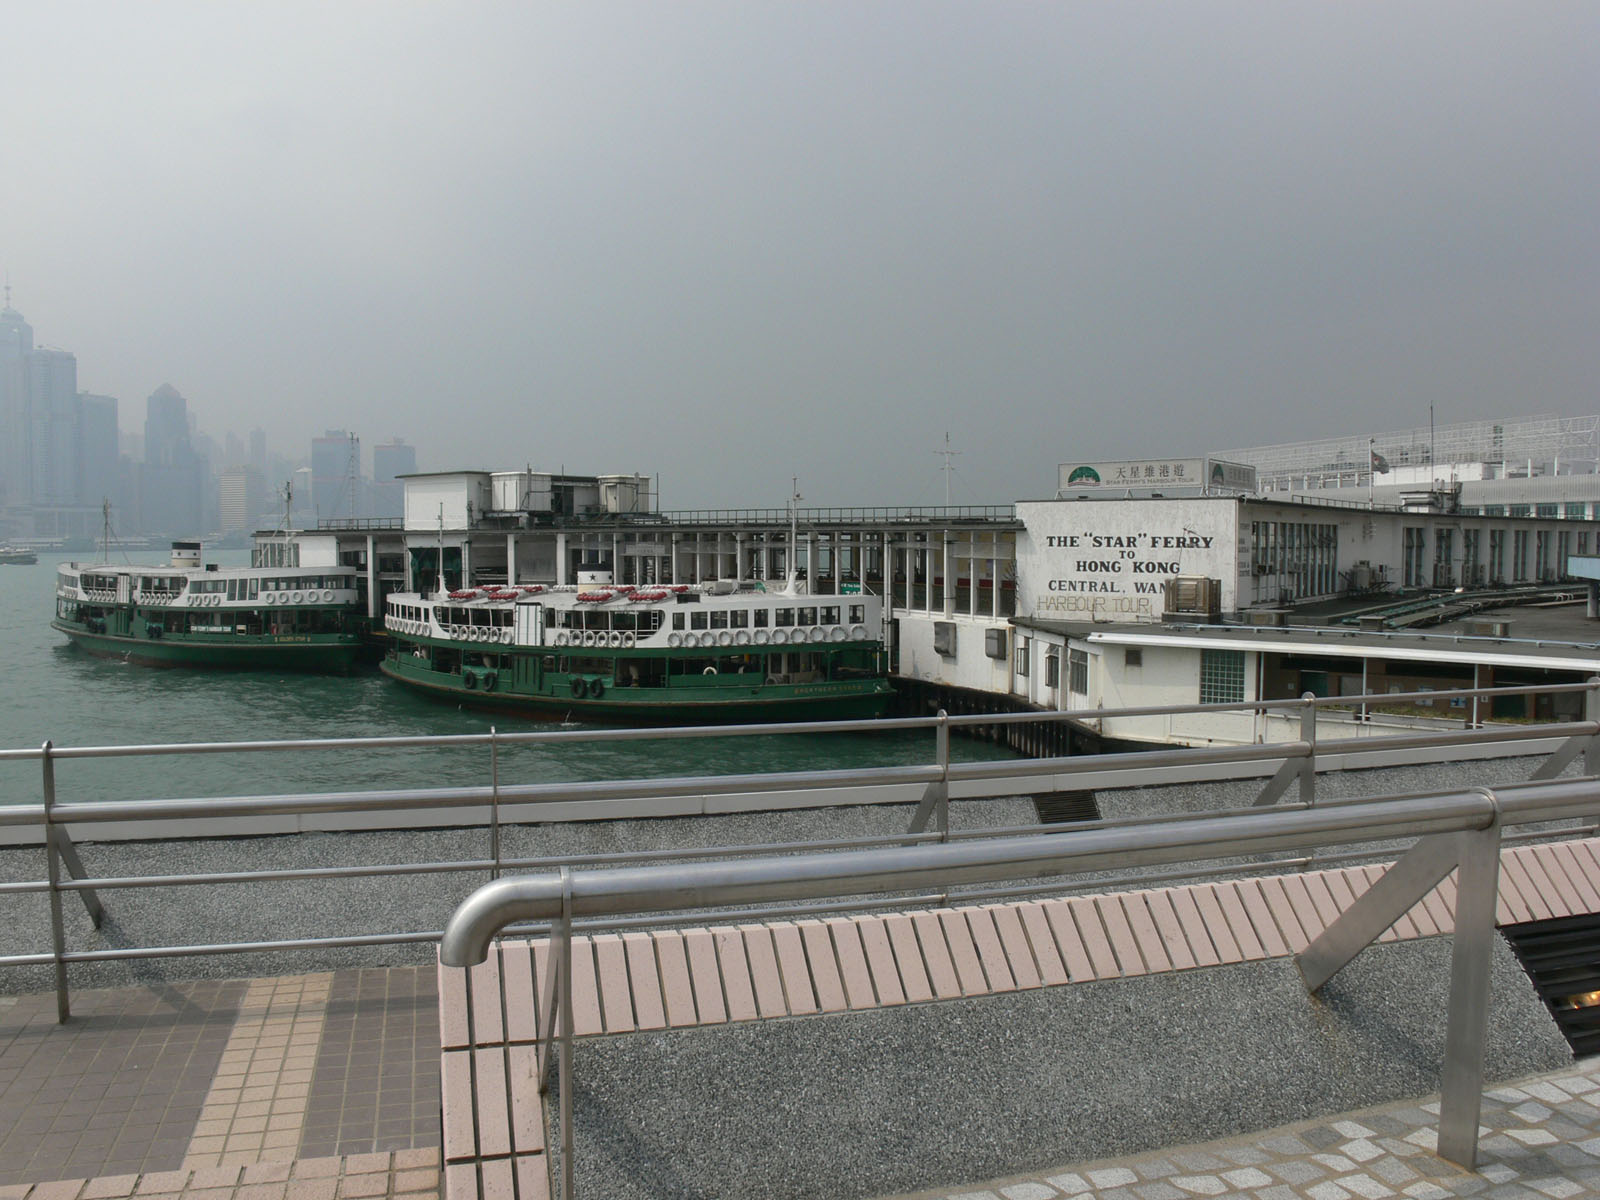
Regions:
[[1369, 438, 1375, 509]]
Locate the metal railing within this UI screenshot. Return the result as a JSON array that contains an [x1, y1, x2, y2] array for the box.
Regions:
[[442, 775, 1600, 1195], [2, 680, 1598, 1025]]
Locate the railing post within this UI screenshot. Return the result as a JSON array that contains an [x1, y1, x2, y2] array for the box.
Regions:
[[42, 740, 70, 1023], [1299, 694, 1317, 806], [1437, 812, 1504, 1168], [1586, 678, 1600, 777], [489, 726, 502, 881], [935, 709, 950, 839], [557, 868, 575, 1200]]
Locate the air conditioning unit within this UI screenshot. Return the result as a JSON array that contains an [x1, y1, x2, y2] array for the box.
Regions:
[[1162, 576, 1221, 622], [1247, 609, 1287, 627], [984, 628, 1008, 659]]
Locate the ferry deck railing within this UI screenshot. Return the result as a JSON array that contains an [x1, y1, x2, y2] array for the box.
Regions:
[[441, 774, 1600, 1188], [1, 680, 1598, 1026]]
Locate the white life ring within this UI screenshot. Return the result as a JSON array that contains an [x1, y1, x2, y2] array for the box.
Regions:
[[582, 630, 596, 647], [291, 591, 304, 604], [555, 631, 570, 647], [502, 629, 513, 644], [667, 631, 683, 648], [772, 629, 789, 645], [608, 631, 623, 648], [716, 630, 733, 646], [810, 627, 827, 643], [850, 625, 868, 640], [700, 632, 717, 648], [754, 629, 770, 645], [829, 627, 846, 642], [265, 593, 278, 606], [623, 631, 636, 648], [322, 589, 334, 602], [734, 630, 751, 646], [703, 666, 718, 676]]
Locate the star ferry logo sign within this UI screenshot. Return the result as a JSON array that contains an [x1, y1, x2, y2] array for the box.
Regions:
[[1065, 465, 1101, 487]]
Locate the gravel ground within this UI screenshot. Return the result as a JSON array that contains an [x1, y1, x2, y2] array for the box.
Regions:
[[563, 938, 1572, 1200]]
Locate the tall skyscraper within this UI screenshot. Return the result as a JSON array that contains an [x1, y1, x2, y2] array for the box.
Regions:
[[139, 384, 203, 535], [0, 300, 35, 521], [371, 438, 416, 519], [311, 430, 361, 521]]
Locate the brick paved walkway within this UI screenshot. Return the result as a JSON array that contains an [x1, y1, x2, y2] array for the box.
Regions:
[[895, 1060, 1600, 1200]]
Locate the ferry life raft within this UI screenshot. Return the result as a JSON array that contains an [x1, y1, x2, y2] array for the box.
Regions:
[[51, 542, 368, 673], [378, 579, 893, 723]]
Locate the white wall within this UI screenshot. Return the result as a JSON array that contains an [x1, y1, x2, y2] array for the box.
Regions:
[[293, 533, 343, 569], [404, 474, 490, 530], [1015, 498, 1241, 623], [895, 612, 1015, 694]]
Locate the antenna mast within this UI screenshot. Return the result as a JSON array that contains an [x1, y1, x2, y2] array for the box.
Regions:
[[934, 432, 961, 505]]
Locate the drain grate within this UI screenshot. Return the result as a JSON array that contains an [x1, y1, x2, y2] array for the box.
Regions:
[[1501, 912, 1600, 1057], [1031, 790, 1101, 826]]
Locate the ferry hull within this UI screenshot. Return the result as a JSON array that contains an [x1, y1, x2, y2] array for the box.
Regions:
[[379, 656, 892, 724], [53, 621, 364, 673]]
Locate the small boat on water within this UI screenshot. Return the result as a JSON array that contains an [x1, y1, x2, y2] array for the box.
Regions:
[[379, 572, 893, 722], [52, 540, 367, 672], [0, 546, 38, 565]]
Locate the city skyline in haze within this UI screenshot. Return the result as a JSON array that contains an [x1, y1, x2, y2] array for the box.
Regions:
[[4, 2, 1596, 509]]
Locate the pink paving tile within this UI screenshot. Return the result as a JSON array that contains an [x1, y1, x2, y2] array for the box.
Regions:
[[1355, 865, 1411, 942], [567, 937, 604, 1036], [1493, 860, 1534, 925], [441, 1050, 477, 1163], [826, 916, 879, 1009], [1550, 842, 1600, 912], [592, 934, 635, 1033], [1567, 841, 1600, 909], [1519, 847, 1582, 918], [740, 924, 789, 1017], [1141, 890, 1193, 971], [1167, 887, 1219, 967], [1187, 884, 1240, 964], [1320, 868, 1361, 918], [500, 942, 540, 1043], [987, 904, 1042, 989], [799, 918, 849, 1011], [1301, 872, 1345, 932], [853, 916, 906, 1006], [469, 952, 506, 1046], [713, 926, 759, 1021], [652, 931, 699, 1027], [770, 921, 820, 1014], [1094, 894, 1147, 975], [438, 961, 472, 1050], [1118, 893, 1172, 973], [1276, 874, 1326, 943], [623, 932, 668, 1030], [1066, 896, 1121, 978], [964, 907, 1018, 991], [911, 910, 962, 1000], [505, 1045, 547, 1154], [1230, 879, 1291, 957], [683, 928, 728, 1023], [514, 1155, 551, 1200], [938, 908, 990, 995], [479, 1157, 514, 1200], [1420, 876, 1459, 935], [1256, 875, 1311, 952], [883, 913, 935, 1001], [444, 1162, 477, 1200], [1204, 882, 1264, 960], [1015, 901, 1069, 985], [1504, 851, 1556, 922], [472, 1046, 512, 1159]]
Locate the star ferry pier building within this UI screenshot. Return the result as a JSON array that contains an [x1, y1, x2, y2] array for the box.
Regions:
[[267, 459, 1600, 750]]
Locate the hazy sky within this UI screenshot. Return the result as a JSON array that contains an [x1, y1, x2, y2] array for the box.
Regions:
[[5, 2, 1596, 508]]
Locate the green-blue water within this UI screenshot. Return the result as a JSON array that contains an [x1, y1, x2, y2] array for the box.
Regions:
[[2, 552, 1017, 809]]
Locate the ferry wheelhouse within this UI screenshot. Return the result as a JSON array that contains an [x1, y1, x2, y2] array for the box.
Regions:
[[379, 574, 893, 722], [52, 541, 366, 672]]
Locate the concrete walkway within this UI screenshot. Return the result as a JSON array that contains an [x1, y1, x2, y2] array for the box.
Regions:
[[1, 970, 1597, 1200]]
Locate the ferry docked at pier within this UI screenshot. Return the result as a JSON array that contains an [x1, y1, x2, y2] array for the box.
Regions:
[[379, 573, 893, 722], [51, 541, 367, 672]]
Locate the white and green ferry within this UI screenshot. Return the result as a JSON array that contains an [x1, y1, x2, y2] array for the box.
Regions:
[[52, 541, 367, 672], [379, 573, 892, 722]]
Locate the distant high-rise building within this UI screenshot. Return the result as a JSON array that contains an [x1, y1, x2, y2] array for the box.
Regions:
[[139, 384, 203, 535], [78, 393, 120, 504], [0, 301, 35, 521], [248, 428, 268, 476], [219, 466, 264, 534], [311, 430, 361, 521], [26, 347, 78, 507], [371, 438, 416, 519]]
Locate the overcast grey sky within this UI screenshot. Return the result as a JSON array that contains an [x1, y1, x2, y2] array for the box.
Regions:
[[5, 2, 1596, 508]]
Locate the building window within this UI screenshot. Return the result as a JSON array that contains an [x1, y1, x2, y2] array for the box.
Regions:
[[1537, 504, 1558, 519], [1068, 648, 1089, 695], [1045, 653, 1060, 688], [1015, 643, 1029, 677], [1125, 647, 1143, 668], [1200, 648, 1245, 705], [1566, 503, 1587, 520], [1513, 530, 1530, 581]]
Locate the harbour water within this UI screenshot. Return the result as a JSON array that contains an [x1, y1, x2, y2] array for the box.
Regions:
[[0, 551, 1018, 811]]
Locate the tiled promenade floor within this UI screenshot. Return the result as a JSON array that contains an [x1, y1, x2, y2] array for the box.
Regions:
[[898, 1060, 1600, 1200], [1, 969, 1597, 1200]]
